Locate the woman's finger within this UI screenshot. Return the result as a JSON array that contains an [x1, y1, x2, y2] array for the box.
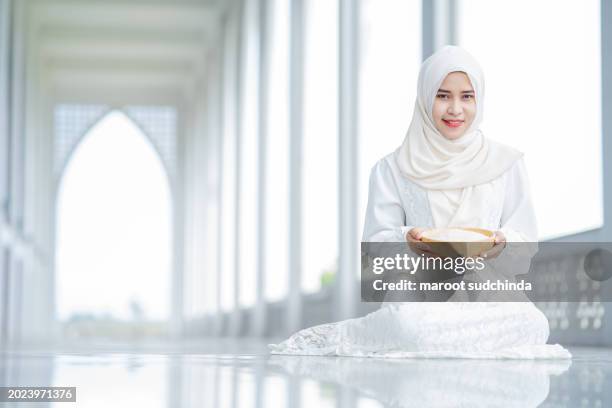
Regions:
[[493, 230, 506, 244], [409, 228, 423, 240], [480, 241, 504, 259]]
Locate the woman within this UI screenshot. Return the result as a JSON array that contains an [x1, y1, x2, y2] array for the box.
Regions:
[[269, 46, 570, 359]]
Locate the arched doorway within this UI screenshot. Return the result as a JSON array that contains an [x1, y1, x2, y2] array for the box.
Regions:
[[55, 110, 173, 339]]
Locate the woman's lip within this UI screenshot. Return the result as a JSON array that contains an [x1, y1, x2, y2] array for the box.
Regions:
[[443, 119, 464, 128]]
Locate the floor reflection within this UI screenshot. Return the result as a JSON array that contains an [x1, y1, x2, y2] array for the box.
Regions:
[[1, 343, 611, 407], [269, 355, 570, 407]]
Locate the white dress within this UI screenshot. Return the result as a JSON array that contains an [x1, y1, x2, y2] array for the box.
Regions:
[[269, 154, 571, 359]]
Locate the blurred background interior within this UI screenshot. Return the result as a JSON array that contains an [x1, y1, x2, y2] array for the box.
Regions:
[[0, 0, 610, 349], [0, 0, 611, 406]]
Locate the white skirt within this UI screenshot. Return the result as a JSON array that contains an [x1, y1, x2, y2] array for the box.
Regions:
[[269, 302, 571, 359]]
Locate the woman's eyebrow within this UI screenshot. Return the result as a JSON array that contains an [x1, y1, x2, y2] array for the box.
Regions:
[[437, 89, 475, 94]]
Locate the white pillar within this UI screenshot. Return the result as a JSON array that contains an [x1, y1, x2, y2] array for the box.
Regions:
[[171, 107, 186, 339], [219, 6, 240, 336], [0, 0, 10, 204], [229, 0, 245, 337], [252, 0, 269, 337], [423, 0, 457, 60], [202, 48, 222, 336], [0, 0, 12, 348], [21, 0, 55, 345], [7, 0, 25, 347], [433, 0, 457, 50], [212, 30, 225, 337], [600, 0, 612, 343], [287, 0, 305, 334], [337, 0, 358, 321]]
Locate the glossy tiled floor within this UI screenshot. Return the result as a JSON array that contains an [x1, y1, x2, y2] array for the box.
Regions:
[[0, 340, 610, 407]]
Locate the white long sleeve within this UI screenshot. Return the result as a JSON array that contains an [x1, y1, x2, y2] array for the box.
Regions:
[[482, 158, 539, 283], [498, 158, 539, 242], [362, 159, 413, 242]]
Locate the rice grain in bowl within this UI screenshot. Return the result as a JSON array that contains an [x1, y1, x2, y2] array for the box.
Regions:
[[420, 227, 495, 257]]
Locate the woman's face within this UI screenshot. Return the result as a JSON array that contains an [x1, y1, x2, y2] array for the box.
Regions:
[[432, 71, 476, 140]]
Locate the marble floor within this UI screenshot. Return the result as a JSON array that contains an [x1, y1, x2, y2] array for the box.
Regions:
[[0, 340, 610, 407]]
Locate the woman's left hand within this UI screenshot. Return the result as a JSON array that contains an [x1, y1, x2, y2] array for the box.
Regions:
[[478, 230, 506, 259]]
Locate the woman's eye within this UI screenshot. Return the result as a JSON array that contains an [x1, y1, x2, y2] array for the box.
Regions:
[[436, 94, 473, 100]]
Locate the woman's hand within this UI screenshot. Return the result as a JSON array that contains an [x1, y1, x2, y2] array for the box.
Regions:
[[478, 230, 506, 259], [406, 227, 439, 257]]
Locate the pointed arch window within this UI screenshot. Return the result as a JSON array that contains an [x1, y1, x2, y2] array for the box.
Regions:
[[55, 109, 173, 337]]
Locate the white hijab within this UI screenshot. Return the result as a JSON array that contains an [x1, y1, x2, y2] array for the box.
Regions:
[[395, 45, 522, 227]]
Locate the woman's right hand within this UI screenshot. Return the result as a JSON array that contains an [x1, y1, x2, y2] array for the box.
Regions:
[[406, 227, 425, 242], [406, 227, 436, 257]]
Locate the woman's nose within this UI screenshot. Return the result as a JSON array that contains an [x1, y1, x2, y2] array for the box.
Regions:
[[447, 99, 462, 115]]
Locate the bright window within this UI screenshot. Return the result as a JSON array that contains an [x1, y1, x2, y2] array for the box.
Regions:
[[265, 0, 290, 302], [358, 0, 422, 238], [302, 0, 339, 294], [55, 111, 172, 325], [457, 0, 602, 239]]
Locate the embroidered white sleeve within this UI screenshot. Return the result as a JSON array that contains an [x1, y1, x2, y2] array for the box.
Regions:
[[363, 159, 411, 242]]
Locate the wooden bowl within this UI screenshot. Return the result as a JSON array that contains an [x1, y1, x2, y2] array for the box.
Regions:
[[420, 227, 495, 258]]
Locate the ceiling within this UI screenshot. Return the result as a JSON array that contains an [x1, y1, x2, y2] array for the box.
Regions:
[[24, 0, 230, 104]]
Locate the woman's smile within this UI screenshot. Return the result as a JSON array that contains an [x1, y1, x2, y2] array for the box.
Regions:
[[442, 119, 464, 128]]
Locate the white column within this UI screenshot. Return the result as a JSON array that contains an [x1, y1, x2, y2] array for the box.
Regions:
[[0, 0, 11, 348], [337, 0, 358, 321], [9, 0, 23, 232], [42, 102, 59, 343], [287, 0, 305, 334], [252, 0, 268, 337], [203, 49, 222, 336], [171, 107, 186, 339], [433, 0, 457, 49], [22, 0, 55, 345], [423, 0, 457, 59], [0, 0, 10, 204], [213, 26, 225, 336], [229, 0, 245, 336], [7, 0, 25, 347], [600, 0, 612, 343], [219, 6, 240, 336], [422, 0, 434, 60], [182, 98, 197, 325]]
